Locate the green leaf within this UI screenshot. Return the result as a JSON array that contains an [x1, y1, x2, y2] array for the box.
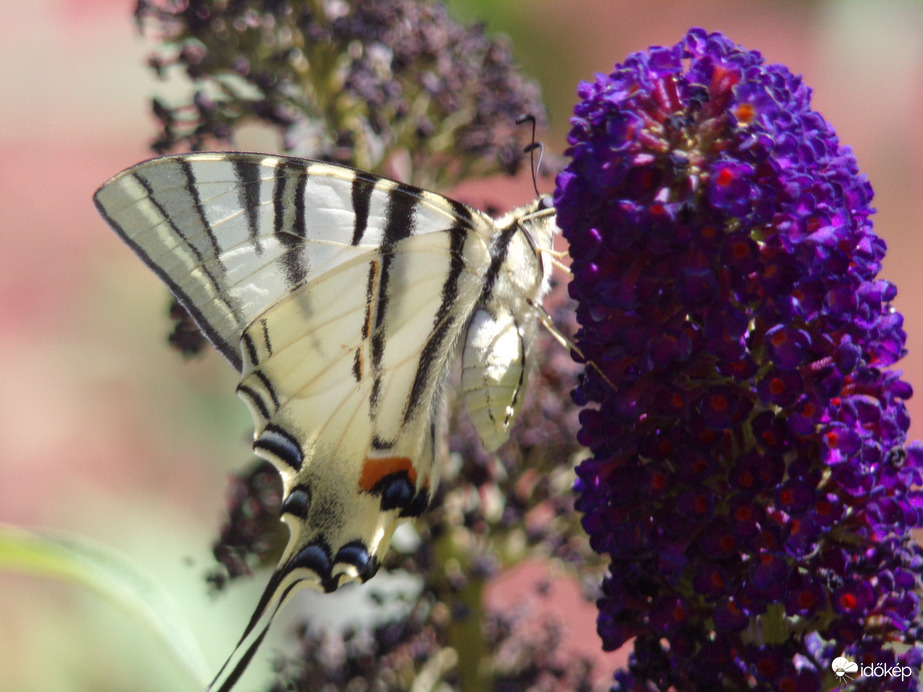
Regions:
[[0, 523, 209, 686]]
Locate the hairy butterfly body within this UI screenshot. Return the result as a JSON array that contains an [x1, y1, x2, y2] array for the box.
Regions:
[[93, 152, 557, 690]]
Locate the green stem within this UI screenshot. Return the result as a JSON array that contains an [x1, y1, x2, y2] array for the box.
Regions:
[[433, 526, 492, 692]]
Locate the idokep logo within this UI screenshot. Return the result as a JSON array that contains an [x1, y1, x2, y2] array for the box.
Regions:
[[831, 657, 858, 680], [831, 656, 915, 683]]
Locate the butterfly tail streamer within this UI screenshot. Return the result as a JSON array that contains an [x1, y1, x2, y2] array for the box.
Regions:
[[206, 568, 304, 692], [207, 616, 275, 692]]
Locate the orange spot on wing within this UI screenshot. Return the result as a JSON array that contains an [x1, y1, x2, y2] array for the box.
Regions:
[[359, 456, 417, 492]]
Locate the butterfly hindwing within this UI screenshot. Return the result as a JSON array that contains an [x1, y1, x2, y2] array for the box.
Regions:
[[236, 223, 493, 573], [94, 152, 558, 691], [460, 217, 550, 451]]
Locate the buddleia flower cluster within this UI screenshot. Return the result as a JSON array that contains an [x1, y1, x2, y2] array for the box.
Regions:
[[556, 27, 923, 691], [135, 0, 545, 189]]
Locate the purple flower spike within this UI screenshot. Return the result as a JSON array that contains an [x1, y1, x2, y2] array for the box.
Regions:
[[558, 27, 923, 690]]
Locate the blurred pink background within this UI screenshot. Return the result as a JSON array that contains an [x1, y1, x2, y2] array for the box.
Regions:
[[2, 1, 922, 690]]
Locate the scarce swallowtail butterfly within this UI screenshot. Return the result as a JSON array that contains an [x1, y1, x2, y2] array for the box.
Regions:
[[94, 151, 558, 690]]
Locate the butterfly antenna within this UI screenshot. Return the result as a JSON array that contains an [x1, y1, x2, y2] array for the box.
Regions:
[[516, 114, 544, 197]]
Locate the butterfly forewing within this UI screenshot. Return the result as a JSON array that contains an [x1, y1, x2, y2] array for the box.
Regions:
[[94, 152, 558, 691]]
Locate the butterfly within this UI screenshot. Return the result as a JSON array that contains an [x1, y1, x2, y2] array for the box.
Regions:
[[93, 151, 558, 690]]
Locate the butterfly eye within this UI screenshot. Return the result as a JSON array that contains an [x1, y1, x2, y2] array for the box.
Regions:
[[538, 196, 554, 212]]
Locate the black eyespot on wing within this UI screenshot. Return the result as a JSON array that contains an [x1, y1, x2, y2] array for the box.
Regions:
[[359, 460, 430, 517], [281, 485, 311, 521], [376, 475, 417, 512], [398, 490, 430, 518]]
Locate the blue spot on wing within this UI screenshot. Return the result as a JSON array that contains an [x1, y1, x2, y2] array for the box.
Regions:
[[335, 541, 376, 581], [288, 543, 332, 582]]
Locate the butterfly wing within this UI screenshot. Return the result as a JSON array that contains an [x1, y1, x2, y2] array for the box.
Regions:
[[95, 154, 475, 367], [94, 152, 498, 688], [461, 198, 557, 451]]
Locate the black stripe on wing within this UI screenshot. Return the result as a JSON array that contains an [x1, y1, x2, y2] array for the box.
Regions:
[[94, 168, 244, 370], [350, 172, 376, 245], [403, 199, 473, 422], [271, 161, 311, 287], [178, 158, 225, 266], [480, 225, 518, 298], [368, 182, 418, 416], [233, 158, 263, 250], [241, 331, 260, 368]]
